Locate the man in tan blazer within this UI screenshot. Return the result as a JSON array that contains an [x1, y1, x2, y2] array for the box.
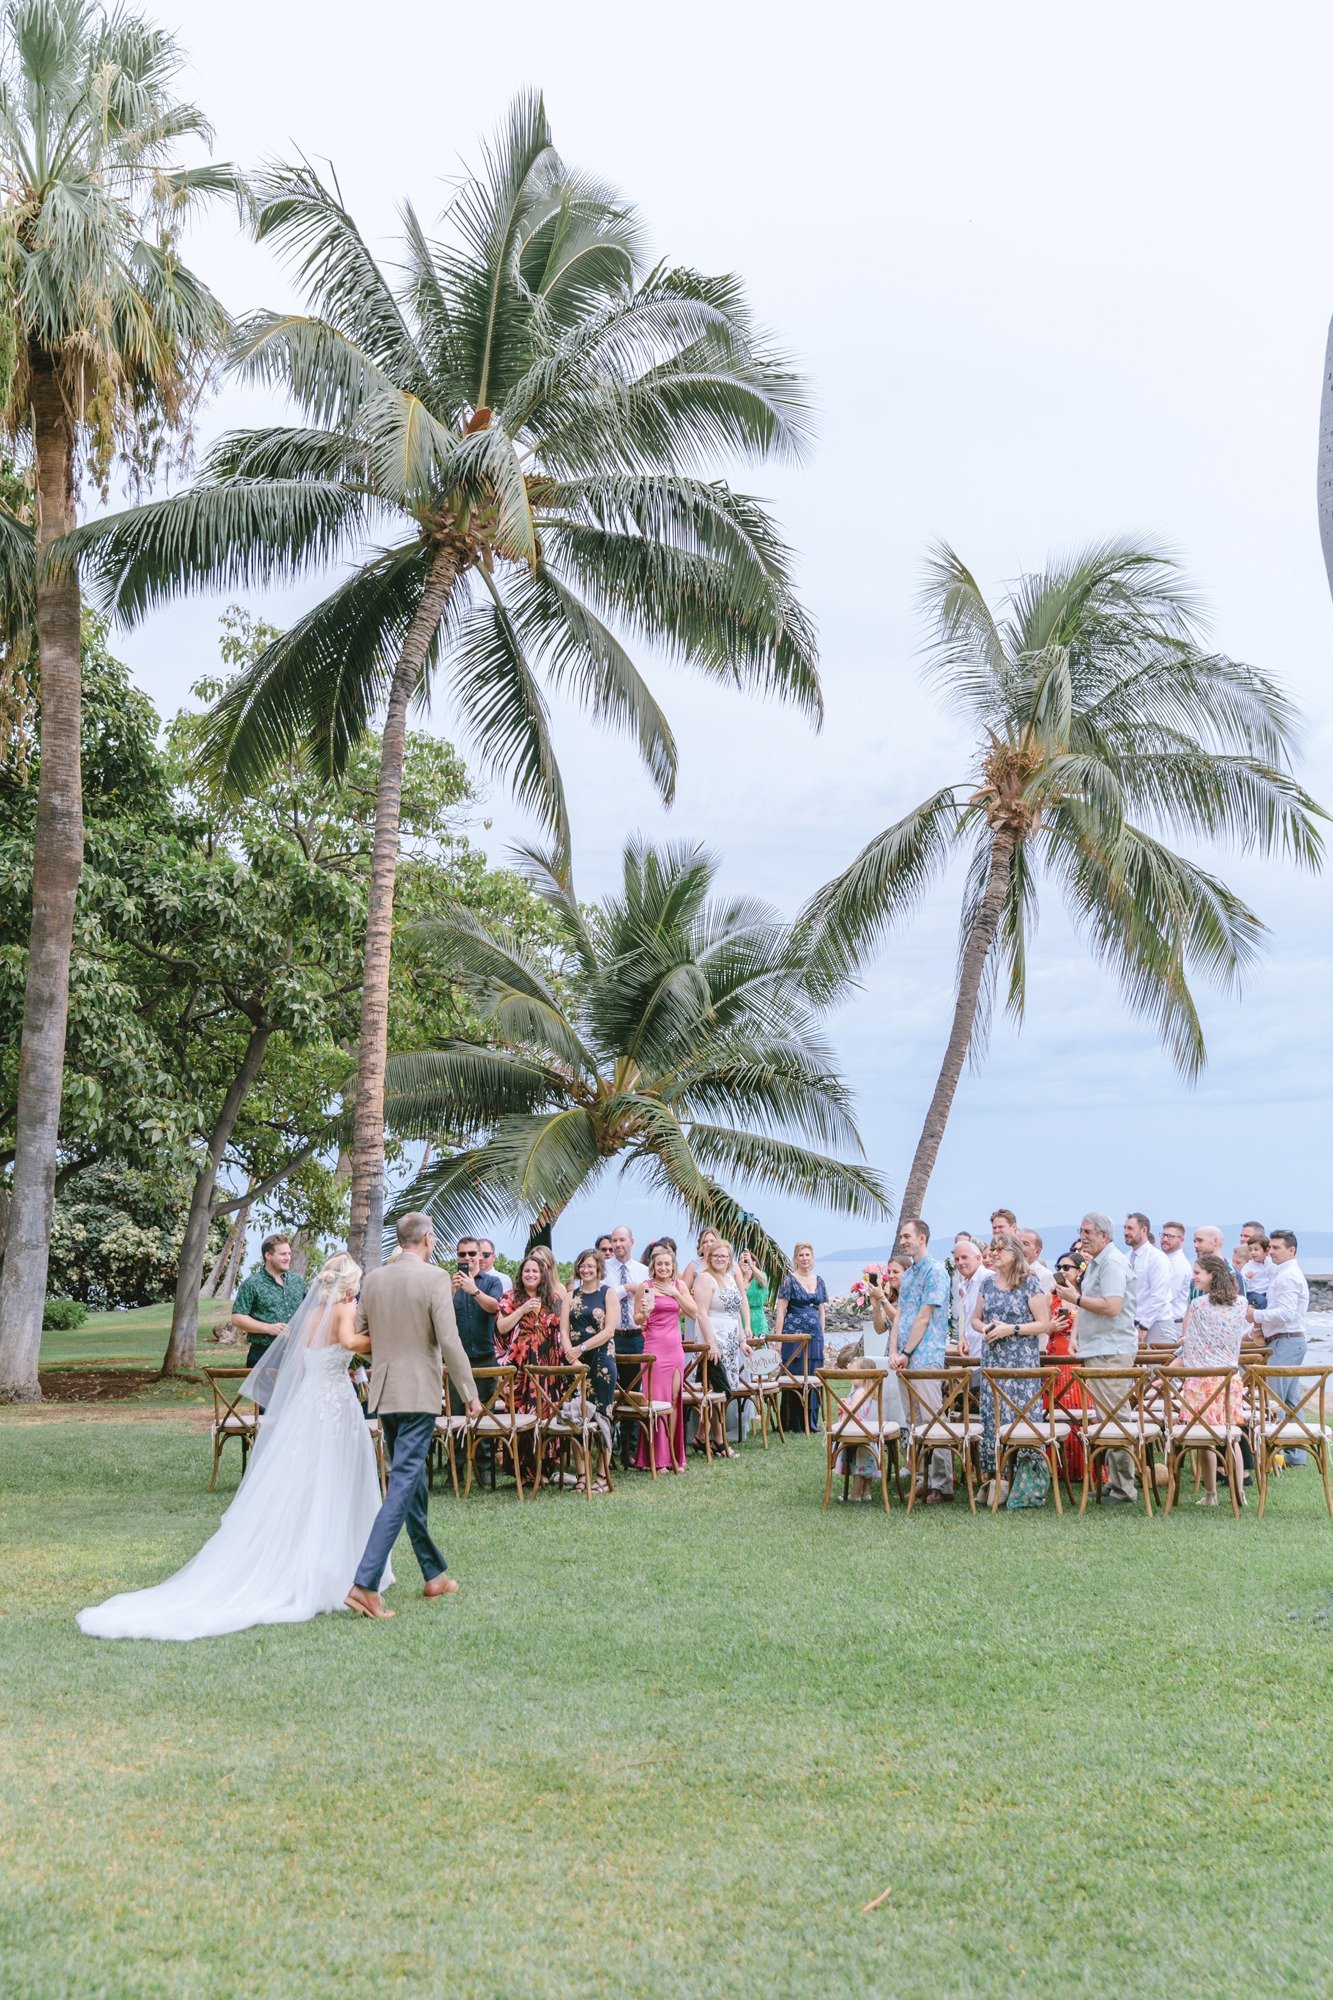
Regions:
[[346, 1213, 480, 1620]]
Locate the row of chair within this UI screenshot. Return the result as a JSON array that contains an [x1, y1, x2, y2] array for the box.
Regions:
[[815, 1359, 1333, 1518]]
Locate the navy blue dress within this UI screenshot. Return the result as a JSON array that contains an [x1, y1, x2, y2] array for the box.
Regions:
[[778, 1273, 827, 1429]]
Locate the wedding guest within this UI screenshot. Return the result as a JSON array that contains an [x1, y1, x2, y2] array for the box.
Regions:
[[1124, 1213, 1174, 1344], [231, 1233, 308, 1373], [1193, 1223, 1224, 1263], [891, 1218, 953, 1502], [973, 1234, 1051, 1508], [1177, 1253, 1248, 1505], [1234, 1224, 1276, 1309], [595, 1233, 614, 1260], [560, 1248, 620, 1494], [953, 1239, 985, 1357], [835, 1355, 887, 1503], [452, 1237, 504, 1373], [476, 1237, 500, 1279], [774, 1241, 828, 1433], [738, 1247, 770, 1343], [990, 1208, 1018, 1237], [1058, 1212, 1137, 1503], [1250, 1230, 1311, 1464], [634, 1244, 699, 1472], [682, 1227, 722, 1296], [496, 1256, 564, 1423], [692, 1238, 749, 1454], [864, 1258, 904, 1413], [1160, 1221, 1192, 1337], [1018, 1230, 1054, 1292], [1045, 1253, 1087, 1482]]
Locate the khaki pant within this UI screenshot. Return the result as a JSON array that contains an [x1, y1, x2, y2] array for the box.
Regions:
[[904, 1369, 954, 1497], [1086, 1370, 1137, 1501]]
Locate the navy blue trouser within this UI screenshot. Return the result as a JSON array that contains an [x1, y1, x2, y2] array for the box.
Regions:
[[354, 1411, 444, 1591]]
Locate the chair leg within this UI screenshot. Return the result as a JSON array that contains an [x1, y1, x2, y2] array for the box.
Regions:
[[1049, 1447, 1062, 1515], [513, 1434, 526, 1500], [1320, 1443, 1333, 1519], [209, 1437, 221, 1492]]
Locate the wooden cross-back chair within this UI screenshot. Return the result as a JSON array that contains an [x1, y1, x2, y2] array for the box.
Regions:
[[682, 1342, 730, 1461], [898, 1367, 980, 1513], [201, 1366, 259, 1491], [527, 1363, 614, 1498], [1070, 1366, 1162, 1516], [1160, 1367, 1245, 1517], [815, 1367, 900, 1512], [611, 1349, 670, 1477], [772, 1330, 818, 1436], [733, 1340, 784, 1445], [982, 1369, 1065, 1514], [350, 1371, 388, 1497], [461, 1365, 535, 1499], [1248, 1364, 1333, 1518]]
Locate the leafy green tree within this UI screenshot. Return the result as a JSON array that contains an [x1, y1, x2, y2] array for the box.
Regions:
[[48, 1160, 224, 1309], [800, 542, 1326, 1221], [69, 91, 818, 1270], [381, 838, 889, 1269], [0, 0, 233, 1399]]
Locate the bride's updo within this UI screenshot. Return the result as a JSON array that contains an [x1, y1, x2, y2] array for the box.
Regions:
[[313, 1251, 361, 1302]]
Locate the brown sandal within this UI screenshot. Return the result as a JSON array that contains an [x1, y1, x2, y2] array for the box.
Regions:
[[344, 1589, 395, 1620]]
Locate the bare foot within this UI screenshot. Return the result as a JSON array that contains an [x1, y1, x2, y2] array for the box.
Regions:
[[345, 1587, 395, 1620], [422, 1574, 460, 1600]]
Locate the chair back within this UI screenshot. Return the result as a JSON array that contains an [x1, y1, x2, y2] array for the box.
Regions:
[[1072, 1366, 1148, 1449], [202, 1366, 258, 1435], [612, 1348, 658, 1411], [899, 1366, 971, 1440], [777, 1330, 816, 1383], [682, 1341, 728, 1405], [1160, 1366, 1240, 1450], [817, 1366, 892, 1444], [984, 1368, 1059, 1448], [468, 1364, 520, 1419], [527, 1362, 594, 1432], [1249, 1364, 1331, 1454]]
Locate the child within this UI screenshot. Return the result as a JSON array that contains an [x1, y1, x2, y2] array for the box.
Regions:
[[836, 1354, 886, 1502]]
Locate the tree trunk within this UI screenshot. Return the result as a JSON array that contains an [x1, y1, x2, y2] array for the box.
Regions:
[[898, 830, 1016, 1232], [1319, 314, 1333, 607], [347, 544, 460, 1270], [162, 1021, 272, 1375], [202, 1196, 251, 1298], [0, 360, 81, 1403]]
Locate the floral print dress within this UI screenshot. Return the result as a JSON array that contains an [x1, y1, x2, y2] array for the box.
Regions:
[[977, 1274, 1050, 1508]]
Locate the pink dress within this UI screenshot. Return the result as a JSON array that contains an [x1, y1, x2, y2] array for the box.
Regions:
[[638, 1288, 687, 1471]]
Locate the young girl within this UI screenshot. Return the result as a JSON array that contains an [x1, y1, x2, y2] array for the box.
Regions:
[[836, 1354, 888, 1502]]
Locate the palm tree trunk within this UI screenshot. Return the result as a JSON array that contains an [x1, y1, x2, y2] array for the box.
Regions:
[[898, 830, 1015, 1229], [1319, 314, 1333, 606], [0, 358, 81, 1403], [162, 1020, 272, 1375], [347, 543, 460, 1270]]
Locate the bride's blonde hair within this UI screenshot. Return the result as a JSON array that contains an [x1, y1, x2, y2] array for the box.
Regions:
[[313, 1251, 361, 1302]]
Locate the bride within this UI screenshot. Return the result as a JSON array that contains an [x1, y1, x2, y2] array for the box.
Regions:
[[78, 1253, 391, 1641]]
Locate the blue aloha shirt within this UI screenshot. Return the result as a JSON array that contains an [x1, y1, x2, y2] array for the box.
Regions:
[[899, 1254, 951, 1367]]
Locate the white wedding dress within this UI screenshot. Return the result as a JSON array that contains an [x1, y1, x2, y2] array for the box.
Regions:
[[78, 1314, 390, 1643]]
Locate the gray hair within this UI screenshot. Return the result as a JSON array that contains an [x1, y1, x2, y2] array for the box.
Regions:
[[395, 1212, 433, 1248], [1081, 1211, 1114, 1240]]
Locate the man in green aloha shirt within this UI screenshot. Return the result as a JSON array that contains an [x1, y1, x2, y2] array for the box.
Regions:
[[231, 1234, 309, 1370]]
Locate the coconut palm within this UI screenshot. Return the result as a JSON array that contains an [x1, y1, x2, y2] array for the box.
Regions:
[[0, 0, 232, 1401], [800, 540, 1325, 1223], [380, 838, 888, 1266], [69, 93, 819, 1270]]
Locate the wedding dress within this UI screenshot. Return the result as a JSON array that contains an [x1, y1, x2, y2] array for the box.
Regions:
[[78, 1289, 390, 1642]]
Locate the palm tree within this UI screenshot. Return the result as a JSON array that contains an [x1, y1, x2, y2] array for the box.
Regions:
[[69, 93, 819, 1270], [0, 0, 232, 1402], [380, 838, 889, 1268], [800, 540, 1325, 1224]]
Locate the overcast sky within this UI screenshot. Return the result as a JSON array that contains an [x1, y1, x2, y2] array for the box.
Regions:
[[115, 0, 1333, 1258]]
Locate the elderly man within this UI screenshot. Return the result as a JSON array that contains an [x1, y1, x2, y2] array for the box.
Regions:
[[891, 1218, 954, 1502], [231, 1233, 308, 1372], [1251, 1229, 1311, 1465], [1018, 1229, 1053, 1292], [1160, 1221, 1192, 1337], [954, 1238, 986, 1355], [1057, 1212, 1138, 1504], [1124, 1213, 1174, 1345]]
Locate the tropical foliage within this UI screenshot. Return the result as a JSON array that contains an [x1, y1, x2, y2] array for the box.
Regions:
[[67, 90, 820, 1269], [0, 0, 233, 1399], [801, 541, 1326, 1220], [381, 838, 890, 1269]]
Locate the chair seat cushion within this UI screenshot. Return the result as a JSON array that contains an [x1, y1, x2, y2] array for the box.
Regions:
[[911, 1418, 980, 1441], [1263, 1421, 1330, 1443], [832, 1418, 902, 1441], [215, 1414, 254, 1432], [473, 1411, 537, 1434], [999, 1421, 1058, 1445], [1171, 1424, 1241, 1445]]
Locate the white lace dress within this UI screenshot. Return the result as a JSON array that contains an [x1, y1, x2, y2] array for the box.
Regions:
[[77, 1343, 390, 1642]]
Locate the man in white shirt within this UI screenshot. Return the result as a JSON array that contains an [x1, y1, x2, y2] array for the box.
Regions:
[[1160, 1221, 1192, 1337], [1057, 1212, 1137, 1502], [954, 1237, 986, 1357], [1018, 1229, 1053, 1293], [1251, 1229, 1310, 1464], [607, 1225, 649, 1464], [1124, 1213, 1174, 1344]]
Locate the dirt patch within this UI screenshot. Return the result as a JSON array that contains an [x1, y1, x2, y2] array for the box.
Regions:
[[38, 1368, 175, 1403]]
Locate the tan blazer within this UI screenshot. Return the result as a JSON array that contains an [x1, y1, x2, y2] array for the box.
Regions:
[[356, 1255, 479, 1415]]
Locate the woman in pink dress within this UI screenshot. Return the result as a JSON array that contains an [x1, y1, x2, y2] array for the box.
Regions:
[[633, 1244, 699, 1472]]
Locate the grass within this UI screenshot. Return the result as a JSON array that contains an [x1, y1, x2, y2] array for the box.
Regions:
[[1, 1415, 1331, 2000], [40, 1297, 231, 1368]]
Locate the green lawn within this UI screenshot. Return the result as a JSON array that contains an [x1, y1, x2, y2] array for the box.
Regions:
[[40, 1296, 231, 1367], [2, 1415, 1331, 2000]]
